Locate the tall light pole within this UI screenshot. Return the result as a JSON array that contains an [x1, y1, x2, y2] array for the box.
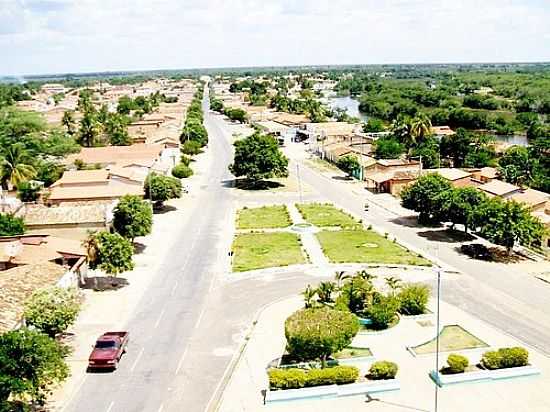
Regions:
[[296, 164, 303, 204], [434, 265, 442, 412]]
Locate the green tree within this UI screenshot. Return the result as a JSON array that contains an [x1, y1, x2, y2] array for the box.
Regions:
[[224, 108, 248, 123], [436, 187, 486, 232], [78, 111, 99, 147], [475, 198, 545, 254], [86, 231, 135, 275], [105, 114, 131, 146], [112, 195, 153, 241], [410, 137, 440, 169], [0, 144, 36, 189], [440, 128, 474, 168], [410, 113, 433, 145], [16, 181, 41, 202], [372, 136, 406, 159], [61, 110, 76, 135], [363, 118, 385, 133], [144, 173, 182, 207], [23, 287, 81, 338], [229, 133, 288, 184], [498, 146, 532, 186], [0, 328, 69, 406], [367, 294, 400, 329], [336, 154, 360, 177], [397, 283, 430, 315], [0, 213, 25, 236], [285, 307, 360, 363], [181, 140, 202, 155], [400, 174, 452, 224]]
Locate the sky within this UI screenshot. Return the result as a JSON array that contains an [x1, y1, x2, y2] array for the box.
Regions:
[[1, 0, 550, 76]]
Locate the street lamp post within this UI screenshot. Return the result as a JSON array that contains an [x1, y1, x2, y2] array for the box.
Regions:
[[434, 266, 442, 412]]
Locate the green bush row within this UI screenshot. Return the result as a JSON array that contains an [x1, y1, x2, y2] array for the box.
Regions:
[[268, 365, 359, 390], [481, 347, 529, 370]]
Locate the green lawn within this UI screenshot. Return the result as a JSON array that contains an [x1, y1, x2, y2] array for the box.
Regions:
[[296, 203, 361, 229], [232, 232, 306, 272], [412, 325, 489, 355], [236, 205, 291, 229], [316, 230, 431, 266], [334, 347, 373, 359]]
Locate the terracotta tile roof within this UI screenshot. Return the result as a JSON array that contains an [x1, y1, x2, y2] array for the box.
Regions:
[[478, 180, 520, 197], [49, 183, 144, 202], [66, 144, 163, 166], [509, 188, 549, 209], [0, 262, 66, 332], [426, 168, 472, 181], [431, 126, 455, 136], [51, 170, 109, 187], [480, 167, 499, 179], [17, 204, 108, 225], [0, 235, 85, 265]]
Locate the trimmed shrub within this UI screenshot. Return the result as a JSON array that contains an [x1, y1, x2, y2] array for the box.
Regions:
[[172, 164, 193, 179], [398, 283, 430, 315], [269, 366, 359, 390], [180, 155, 191, 166], [181, 140, 202, 155], [285, 307, 360, 362], [368, 361, 398, 380], [367, 295, 399, 330], [446, 354, 469, 374], [481, 347, 529, 370]]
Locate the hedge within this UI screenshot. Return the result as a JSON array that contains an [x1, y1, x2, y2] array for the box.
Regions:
[[446, 354, 469, 374], [268, 365, 359, 390], [368, 361, 398, 380], [481, 347, 529, 370]]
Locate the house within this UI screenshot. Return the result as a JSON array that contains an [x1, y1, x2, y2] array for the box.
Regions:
[[470, 167, 499, 183], [0, 234, 85, 271], [509, 188, 549, 212], [426, 168, 474, 188], [40, 83, 66, 95], [271, 112, 310, 127], [0, 262, 67, 332], [16, 203, 112, 241], [66, 144, 164, 168], [47, 169, 144, 205], [364, 159, 421, 196], [431, 126, 455, 138]]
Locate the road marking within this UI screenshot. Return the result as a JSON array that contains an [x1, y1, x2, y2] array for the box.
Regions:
[[130, 347, 144, 372], [154, 307, 167, 329], [61, 375, 88, 412], [106, 401, 115, 412], [175, 345, 189, 375], [157, 404, 165, 412], [194, 306, 206, 330], [170, 280, 179, 296]]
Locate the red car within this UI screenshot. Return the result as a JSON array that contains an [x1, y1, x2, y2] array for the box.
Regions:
[[88, 331, 129, 370]]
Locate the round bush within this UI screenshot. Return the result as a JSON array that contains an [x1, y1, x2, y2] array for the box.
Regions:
[[285, 307, 360, 362], [446, 354, 469, 374], [172, 163, 193, 179], [397, 283, 430, 315], [368, 360, 398, 380], [481, 347, 529, 370], [367, 295, 400, 330], [481, 351, 502, 370]]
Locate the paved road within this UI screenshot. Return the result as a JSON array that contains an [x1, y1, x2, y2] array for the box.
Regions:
[[288, 155, 550, 356]]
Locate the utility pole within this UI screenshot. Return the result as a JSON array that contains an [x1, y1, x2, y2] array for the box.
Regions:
[[296, 164, 303, 204], [434, 266, 441, 412]]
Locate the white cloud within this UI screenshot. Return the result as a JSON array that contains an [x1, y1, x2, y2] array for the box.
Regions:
[[0, 0, 549, 75]]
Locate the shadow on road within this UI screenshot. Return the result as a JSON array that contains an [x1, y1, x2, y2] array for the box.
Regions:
[[228, 178, 284, 190], [331, 175, 353, 181], [133, 242, 147, 254], [81, 276, 129, 291], [418, 229, 476, 243], [153, 204, 177, 215], [389, 216, 426, 228]]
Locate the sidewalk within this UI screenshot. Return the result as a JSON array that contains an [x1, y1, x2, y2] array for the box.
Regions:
[[47, 147, 215, 411]]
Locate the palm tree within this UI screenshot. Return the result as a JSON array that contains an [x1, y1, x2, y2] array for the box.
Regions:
[[410, 113, 432, 146], [316, 281, 336, 304], [385, 276, 402, 294], [1, 144, 36, 189], [356, 270, 377, 283], [78, 112, 99, 147], [334, 271, 351, 288], [391, 114, 413, 146], [61, 110, 76, 135], [302, 285, 317, 309]]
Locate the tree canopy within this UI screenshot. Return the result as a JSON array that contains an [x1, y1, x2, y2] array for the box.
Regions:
[[86, 231, 135, 275], [112, 195, 153, 241], [229, 133, 288, 183]]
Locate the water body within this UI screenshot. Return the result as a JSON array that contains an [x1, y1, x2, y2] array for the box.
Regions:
[[328, 96, 369, 122], [328, 96, 529, 146]]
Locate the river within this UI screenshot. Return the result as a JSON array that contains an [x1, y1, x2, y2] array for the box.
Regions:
[[327, 96, 528, 146]]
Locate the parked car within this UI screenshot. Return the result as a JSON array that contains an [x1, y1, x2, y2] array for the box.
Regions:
[[88, 331, 129, 370]]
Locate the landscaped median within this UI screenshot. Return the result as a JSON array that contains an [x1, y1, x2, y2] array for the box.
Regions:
[[236, 205, 291, 229]]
